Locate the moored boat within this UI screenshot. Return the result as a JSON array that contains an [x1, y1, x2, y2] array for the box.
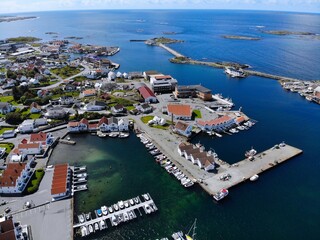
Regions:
[[250, 174, 259, 181], [213, 188, 229, 201]]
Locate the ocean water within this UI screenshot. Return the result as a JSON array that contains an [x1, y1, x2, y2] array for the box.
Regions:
[[1, 10, 320, 239]]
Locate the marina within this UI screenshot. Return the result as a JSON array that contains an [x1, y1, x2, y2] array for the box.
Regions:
[[73, 193, 158, 237]]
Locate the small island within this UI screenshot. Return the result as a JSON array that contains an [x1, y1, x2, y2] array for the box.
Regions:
[[7, 36, 41, 43], [45, 32, 58, 35], [145, 37, 184, 45], [223, 35, 261, 40], [0, 16, 37, 23], [64, 36, 84, 40], [262, 30, 316, 36]]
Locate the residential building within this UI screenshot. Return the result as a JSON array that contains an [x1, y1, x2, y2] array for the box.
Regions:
[[30, 132, 54, 147], [197, 115, 235, 132], [44, 107, 67, 119], [0, 102, 14, 114], [111, 104, 125, 114], [314, 86, 320, 98], [1, 130, 16, 139], [167, 104, 192, 120], [118, 118, 129, 131], [30, 102, 41, 113], [51, 164, 71, 201], [98, 116, 109, 132], [137, 86, 158, 103], [16, 143, 42, 156], [84, 100, 106, 111], [0, 219, 19, 240], [81, 89, 96, 97], [107, 117, 119, 131], [174, 85, 212, 101], [177, 143, 215, 172], [172, 121, 193, 137], [59, 96, 75, 105], [17, 119, 35, 133], [136, 103, 153, 113], [0, 159, 34, 195], [149, 74, 178, 93]]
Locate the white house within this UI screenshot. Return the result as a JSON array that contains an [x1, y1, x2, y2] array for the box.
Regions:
[[0, 159, 34, 195], [118, 118, 129, 131], [0, 102, 14, 114], [18, 119, 35, 133], [67, 118, 89, 132], [172, 121, 193, 138], [111, 104, 125, 114], [17, 143, 42, 156], [107, 117, 119, 131], [98, 116, 109, 132], [84, 101, 106, 111], [136, 103, 153, 113], [59, 96, 75, 105]]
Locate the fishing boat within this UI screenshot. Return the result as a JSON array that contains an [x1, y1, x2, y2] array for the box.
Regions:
[[213, 189, 229, 201]]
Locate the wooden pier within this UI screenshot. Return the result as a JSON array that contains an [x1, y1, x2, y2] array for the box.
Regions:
[[73, 193, 157, 237]]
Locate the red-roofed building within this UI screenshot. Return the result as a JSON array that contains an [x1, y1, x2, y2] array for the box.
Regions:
[[0, 219, 19, 240], [197, 115, 235, 131], [16, 143, 42, 156], [0, 159, 34, 195], [67, 118, 89, 133], [172, 121, 193, 138], [167, 104, 192, 120], [51, 164, 71, 201], [138, 86, 158, 103], [98, 116, 108, 132], [30, 132, 54, 147]]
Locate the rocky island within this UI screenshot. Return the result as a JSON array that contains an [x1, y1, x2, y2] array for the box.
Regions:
[[262, 30, 316, 36], [145, 37, 184, 45], [223, 35, 261, 40]]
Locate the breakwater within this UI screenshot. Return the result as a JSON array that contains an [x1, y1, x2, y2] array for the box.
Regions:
[[159, 44, 317, 82]]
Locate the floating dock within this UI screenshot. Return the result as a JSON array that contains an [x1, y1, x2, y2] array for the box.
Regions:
[[73, 193, 157, 237], [59, 139, 76, 145]]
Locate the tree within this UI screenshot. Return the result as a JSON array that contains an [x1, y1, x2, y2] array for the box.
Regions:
[[5, 112, 22, 125]]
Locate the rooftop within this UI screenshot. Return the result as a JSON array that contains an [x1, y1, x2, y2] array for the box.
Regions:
[[167, 104, 192, 117]]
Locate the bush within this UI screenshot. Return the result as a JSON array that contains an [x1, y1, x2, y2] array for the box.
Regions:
[[5, 112, 22, 124], [24, 169, 45, 195]]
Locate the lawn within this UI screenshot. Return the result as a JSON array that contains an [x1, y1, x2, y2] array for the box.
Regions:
[[140, 115, 154, 124], [0, 127, 15, 135], [51, 66, 82, 79], [192, 109, 202, 119], [20, 108, 42, 120], [0, 96, 19, 105], [0, 143, 15, 154], [24, 169, 45, 195]]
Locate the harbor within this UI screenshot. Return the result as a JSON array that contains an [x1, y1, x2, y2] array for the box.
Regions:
[[73, 193, 158, 237], [132, 117, 303, 198]]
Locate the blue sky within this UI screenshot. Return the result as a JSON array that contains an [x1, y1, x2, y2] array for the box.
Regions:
[[0, 0, 319, 14]]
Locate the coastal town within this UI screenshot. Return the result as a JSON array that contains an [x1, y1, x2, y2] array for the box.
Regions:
[[0, 35, 308, 240]]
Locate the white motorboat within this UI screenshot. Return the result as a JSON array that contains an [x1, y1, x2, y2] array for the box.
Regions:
[[101, 205, 108, 215], [88, 224, 94, 234], [108, 206, 114, 213], [129, 198, 134, 206], [142, 193, 150, 201], [81, 226, 88, 237], [99, 220, 106, 230], [118, 200, 124, 209], [124, 201, 129, 208], [94, 222, 99, 231], [250, 174, 259, 181], [245, 147, 257, 158], [113, 204, 119, 211]]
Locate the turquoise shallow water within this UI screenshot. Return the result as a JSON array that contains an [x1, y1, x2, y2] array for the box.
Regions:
[[2, 9, 320, 239]]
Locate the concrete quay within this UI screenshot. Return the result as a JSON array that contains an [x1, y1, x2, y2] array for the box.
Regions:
[[201, 144, 303, 195], [133, 117, 302, 197]]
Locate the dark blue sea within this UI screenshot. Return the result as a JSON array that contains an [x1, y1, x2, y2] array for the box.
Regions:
[[1, 10, 320, 240]]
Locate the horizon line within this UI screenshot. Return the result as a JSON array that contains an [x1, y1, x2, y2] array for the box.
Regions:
[[1, 8, 319, 15]]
